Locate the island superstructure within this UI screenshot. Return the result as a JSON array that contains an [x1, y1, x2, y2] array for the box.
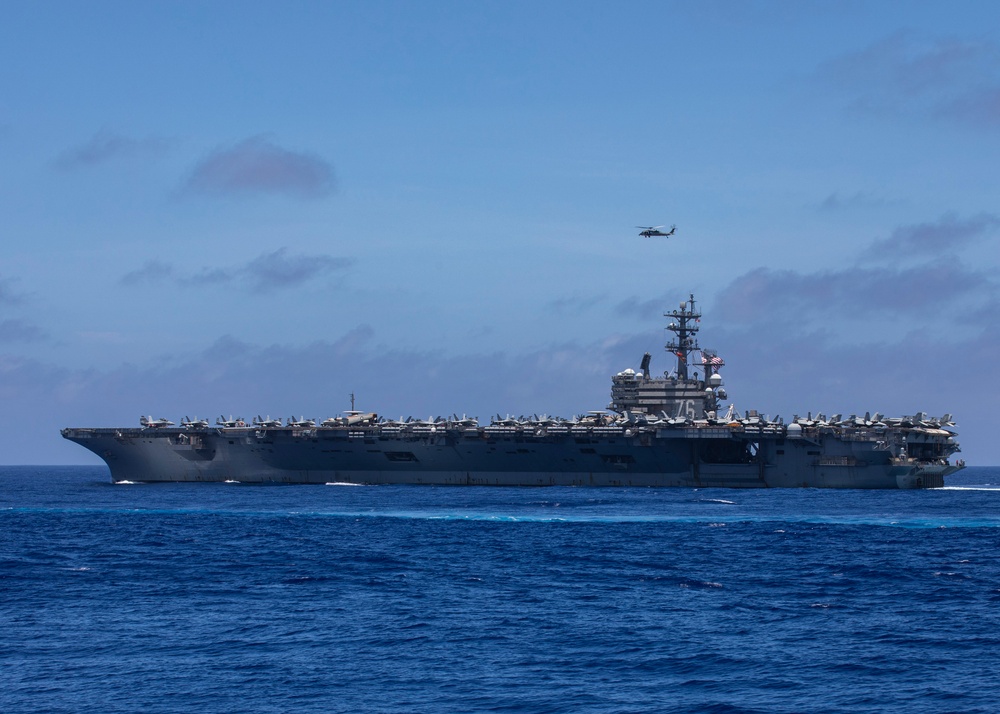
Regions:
[[62, 294, 963, 488]]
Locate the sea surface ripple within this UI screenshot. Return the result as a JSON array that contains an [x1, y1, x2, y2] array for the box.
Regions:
[[3, 466, 1000, 713]]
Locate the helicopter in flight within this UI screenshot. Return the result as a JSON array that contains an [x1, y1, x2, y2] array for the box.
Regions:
[[637, 224, 676, 238]]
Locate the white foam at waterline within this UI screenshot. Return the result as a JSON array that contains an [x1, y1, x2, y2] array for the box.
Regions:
[[940, 486, 1000, 491], [224, 480, 240, 484], [113, 480, 137, 485], [325, 481, 364, 486]]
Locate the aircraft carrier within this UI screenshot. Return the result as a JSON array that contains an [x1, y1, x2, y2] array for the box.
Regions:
[[62, 294, 964, 488]]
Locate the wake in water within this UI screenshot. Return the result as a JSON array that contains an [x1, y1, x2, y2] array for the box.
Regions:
[[941, 485, 1000, 491]]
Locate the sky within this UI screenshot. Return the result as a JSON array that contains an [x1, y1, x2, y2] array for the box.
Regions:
[[1, 1, 999, 465]]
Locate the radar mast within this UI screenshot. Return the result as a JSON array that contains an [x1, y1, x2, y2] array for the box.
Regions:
[[665, 294, 700, 380]]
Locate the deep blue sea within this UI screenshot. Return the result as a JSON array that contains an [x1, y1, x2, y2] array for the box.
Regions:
[[3, 466, 1000, 713]]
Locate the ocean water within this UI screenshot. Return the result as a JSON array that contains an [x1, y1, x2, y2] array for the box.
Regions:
[[3, 466, 1000, 713]]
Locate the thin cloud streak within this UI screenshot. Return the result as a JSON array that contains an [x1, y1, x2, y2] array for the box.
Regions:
[[866, 212, 1000, 258], [184, 135, 335, 198], [0, 276, 25, 305], [615, 294, 673, 320], [241, 249, 354, 292], [547, 293, 608, 315], [120, 249, 355, 293], [0, 319, 46, 343], [938, 87, 1000, 128], [54, 130, 169, 169], [818, 191, 894, 212], [821, 32, 1000, 128], [713, 259, 991, 324], [119, 260, 176, 286]]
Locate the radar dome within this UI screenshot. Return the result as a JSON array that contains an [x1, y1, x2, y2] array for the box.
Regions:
[[708, 374, 723, 387]]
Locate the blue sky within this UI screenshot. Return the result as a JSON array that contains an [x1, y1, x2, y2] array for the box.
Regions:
[[2, 1, 999, 464]]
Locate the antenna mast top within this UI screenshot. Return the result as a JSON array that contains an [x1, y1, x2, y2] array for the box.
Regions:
[[665, 293, 700, 380]]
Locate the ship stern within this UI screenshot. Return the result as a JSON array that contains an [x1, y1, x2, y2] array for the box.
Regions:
[[893, 460, 964, 489]]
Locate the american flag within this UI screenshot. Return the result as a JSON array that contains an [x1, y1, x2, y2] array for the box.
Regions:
[[701, 353, 724, 372]]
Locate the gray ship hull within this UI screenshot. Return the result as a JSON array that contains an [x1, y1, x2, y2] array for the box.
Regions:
[[60, 292, 964, 488], [61, 424, 961, 489]]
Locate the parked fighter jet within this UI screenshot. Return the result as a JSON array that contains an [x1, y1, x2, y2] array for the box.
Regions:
[[140, 416, 174, 428], [253, 415, 283, 428], [287, 416, 317, 427]]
